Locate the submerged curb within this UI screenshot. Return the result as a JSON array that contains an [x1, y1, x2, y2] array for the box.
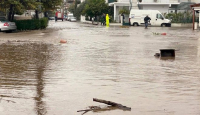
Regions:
[[81, 21, 122, 27]]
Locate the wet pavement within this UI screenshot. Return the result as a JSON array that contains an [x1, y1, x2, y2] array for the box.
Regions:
[[0, 20, 200, 115]]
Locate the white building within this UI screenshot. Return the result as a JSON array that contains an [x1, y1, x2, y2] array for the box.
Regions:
[[137, 0, 180, 14], [80, 0, 199, 22], [108, 0, 181, 22], [108, 0, 200, 22], [192, 0, 200, 3], [108, 0, 138, 22]]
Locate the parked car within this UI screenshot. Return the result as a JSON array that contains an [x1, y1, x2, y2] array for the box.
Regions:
[[67, 13, 73, 21], [48, 16, 55, 20], [70, 17, 77, 22], [0, 17, 17, 32]]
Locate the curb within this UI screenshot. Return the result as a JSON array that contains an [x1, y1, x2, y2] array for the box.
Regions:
[[81, 21, 122, 26]]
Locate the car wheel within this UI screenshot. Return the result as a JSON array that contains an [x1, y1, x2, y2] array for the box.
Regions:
[[133, 23, 138, 26], [161, 24, 166, 27]]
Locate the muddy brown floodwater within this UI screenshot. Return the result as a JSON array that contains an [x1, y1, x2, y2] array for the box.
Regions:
[[0, 20, 200, 115]]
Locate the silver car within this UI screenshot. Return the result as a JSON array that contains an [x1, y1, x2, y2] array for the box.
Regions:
[[0, 17, 17, 32], [70, 17, 77, 22]]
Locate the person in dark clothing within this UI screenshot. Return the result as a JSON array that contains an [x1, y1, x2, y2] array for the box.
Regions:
[[144, 15, 151, 28], [55, 15, 57, 22], [101, 14, 106, 26]]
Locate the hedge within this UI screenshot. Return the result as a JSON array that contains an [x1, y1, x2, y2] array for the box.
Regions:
[[165, 12, 198, 23], [14, 18, 48, 30]]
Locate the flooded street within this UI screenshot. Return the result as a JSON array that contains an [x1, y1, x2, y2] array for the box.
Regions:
[[0, 20, 200, 115]]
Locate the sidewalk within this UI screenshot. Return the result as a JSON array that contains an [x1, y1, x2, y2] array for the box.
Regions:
[[171, 23, 193, 28], [81, 20, 195, 28]]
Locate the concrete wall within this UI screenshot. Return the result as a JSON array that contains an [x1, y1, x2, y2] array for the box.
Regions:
[[116, 7, 120, 22], [141, 5, 169, 13], [179, 0, 191, 2], [14, 16, 32, 20], [141, 0, 170, 3], [191, 0, 200, 3], [171, 23, 193, 27], [115, 6, 129, 22], [169, 0, 178, 2], [118, 0, 129, 2]]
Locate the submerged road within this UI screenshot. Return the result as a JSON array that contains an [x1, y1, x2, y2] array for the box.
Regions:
[[0, 20, 200, 115]]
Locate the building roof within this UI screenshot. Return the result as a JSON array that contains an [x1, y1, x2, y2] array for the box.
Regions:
[[168, 2, 196, 10], [190, 3, 200, 10], [176, 2, 196, 10]]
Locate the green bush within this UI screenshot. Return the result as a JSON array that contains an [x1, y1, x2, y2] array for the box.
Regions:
[[14, 18, 48, 30], [119, 7, 130, 15], [165, 12, 198, 23]]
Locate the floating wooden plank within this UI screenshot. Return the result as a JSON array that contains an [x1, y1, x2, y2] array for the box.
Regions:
[[93, 98, 131, 111], [77, 98, 131, 114]]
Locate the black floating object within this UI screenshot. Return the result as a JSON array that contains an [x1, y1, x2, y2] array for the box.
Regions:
[[160, 49, 175, 57], [154, 53, 160, 57]]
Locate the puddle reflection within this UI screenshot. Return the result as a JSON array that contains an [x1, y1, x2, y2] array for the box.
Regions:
[[0, 41, 55, 115]]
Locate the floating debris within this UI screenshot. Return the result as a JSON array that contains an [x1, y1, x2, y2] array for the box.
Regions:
[[152, 32, 167, 35], [60, 40, 67, 43], [154, 49, 176, 60], [77, 98, 131, 115], [120, 26, 129, 28], [160, 49, 175, 57], [154, 53, 160, 57]]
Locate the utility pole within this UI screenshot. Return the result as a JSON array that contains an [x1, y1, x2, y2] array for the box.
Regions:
[[129, 0, 132, 11]]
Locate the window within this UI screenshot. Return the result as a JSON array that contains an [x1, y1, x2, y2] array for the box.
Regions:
[[156, 14, 163, 19]]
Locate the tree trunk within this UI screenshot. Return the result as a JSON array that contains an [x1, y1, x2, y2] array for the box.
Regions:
[[75, 0, 77, 10], [90, 16, 92, 21], [44, 11, 48, 17], [11, 11, 15, 21], [8, 4, 14, 21], [35, 10, 39, 19]]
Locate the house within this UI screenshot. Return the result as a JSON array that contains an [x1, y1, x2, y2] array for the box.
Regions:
[[108, 0, 181, 22], [190, 3, 200, 29], [109, 0, 199, 22], [80, 0, 199, 23], [137, 0, 181, 14]]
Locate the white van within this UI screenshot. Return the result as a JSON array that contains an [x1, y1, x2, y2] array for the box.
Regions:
[[67, 13, 74, 21], [129, 10, 171, 27]]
